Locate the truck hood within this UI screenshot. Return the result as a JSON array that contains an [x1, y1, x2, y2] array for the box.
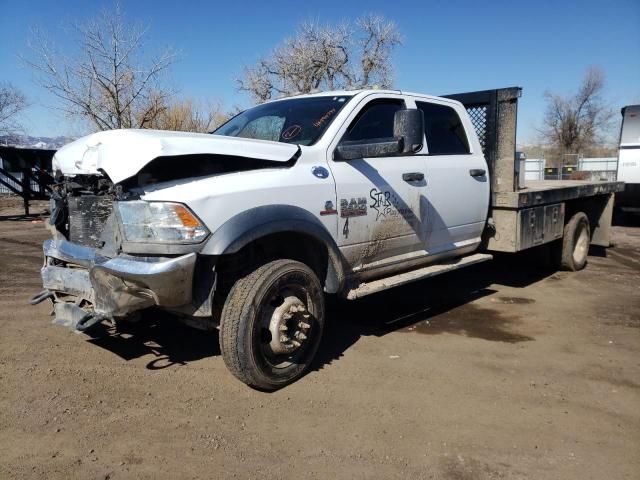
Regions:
[[52, 129, 300, 184]]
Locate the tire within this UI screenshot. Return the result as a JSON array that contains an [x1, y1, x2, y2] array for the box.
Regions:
[[559, 212, 591, 271], [219, 259, 325, 391]]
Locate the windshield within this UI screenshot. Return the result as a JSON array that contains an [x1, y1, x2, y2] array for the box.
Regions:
[[213, 95, 353, 145]]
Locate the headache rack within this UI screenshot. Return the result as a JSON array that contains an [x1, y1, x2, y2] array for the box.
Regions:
[[445, 87, 522, 196], [444, 87, 624, 252]]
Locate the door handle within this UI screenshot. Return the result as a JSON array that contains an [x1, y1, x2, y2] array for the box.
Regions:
[[469, 168, 486, 177], [402, 172, 424, 182]]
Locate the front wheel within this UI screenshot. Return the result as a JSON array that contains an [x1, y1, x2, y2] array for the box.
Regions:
[[219, 259, 325, 391]]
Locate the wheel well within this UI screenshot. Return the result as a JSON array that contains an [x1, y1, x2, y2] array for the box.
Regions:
[[216, 231, 331, 292], [565, 196, 608, 233]]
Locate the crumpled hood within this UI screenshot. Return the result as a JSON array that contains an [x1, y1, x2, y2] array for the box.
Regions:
[[52, 129, 300, 184]]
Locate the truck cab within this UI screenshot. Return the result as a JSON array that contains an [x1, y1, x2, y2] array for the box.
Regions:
[[270, 90, 489, 277]]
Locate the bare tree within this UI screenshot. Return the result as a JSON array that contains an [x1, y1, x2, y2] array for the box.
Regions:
[[23, 3, 176, 131], [0, 82, 28, 134], [237, 15, 402, 102], [540, 67, 614, 154], [148, 99, 229, 133], [357, 15, 402, 88]]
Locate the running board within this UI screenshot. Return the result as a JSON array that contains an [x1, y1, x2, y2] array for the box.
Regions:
[[346, 253, 493, 300]]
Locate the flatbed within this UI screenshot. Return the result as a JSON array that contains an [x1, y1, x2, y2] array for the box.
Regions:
[[445, 88, 624, 254], [488, 179, 623, 253], [494, 180, 624, 209]]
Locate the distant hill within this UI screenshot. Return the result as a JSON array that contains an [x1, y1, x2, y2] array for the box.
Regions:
[[0, 134, 74, 150]]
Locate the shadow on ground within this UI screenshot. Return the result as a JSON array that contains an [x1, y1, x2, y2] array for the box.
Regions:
[[86, 316, 220, 370], [81, 253, 551, 375], [313, 255, 545, 372]]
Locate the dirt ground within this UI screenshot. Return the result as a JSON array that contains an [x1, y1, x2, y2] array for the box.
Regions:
[[1, 196, 639, 480]]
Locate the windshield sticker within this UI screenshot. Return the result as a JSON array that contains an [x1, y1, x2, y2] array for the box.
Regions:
[[282, 124, 302, 140], [313, 108, 337, 128], [340, 197, 367, 218]]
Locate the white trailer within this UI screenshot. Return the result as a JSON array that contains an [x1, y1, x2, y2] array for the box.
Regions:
[[616, 105, 640, 213]]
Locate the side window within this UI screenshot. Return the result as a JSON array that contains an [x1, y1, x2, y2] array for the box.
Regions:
[[341, 99, 404, 143], [416, 101, 470, 155]]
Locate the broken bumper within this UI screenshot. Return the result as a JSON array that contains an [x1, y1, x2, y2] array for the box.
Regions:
[[41, 239, 197, 319]]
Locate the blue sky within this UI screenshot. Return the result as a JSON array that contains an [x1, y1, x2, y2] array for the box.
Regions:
[[1, 0, 639, 142]]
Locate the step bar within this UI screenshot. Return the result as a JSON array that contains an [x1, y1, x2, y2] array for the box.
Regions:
[[346, 253, 493, 300]]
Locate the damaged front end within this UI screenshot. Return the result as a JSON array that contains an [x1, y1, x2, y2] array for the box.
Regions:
[[32, 129, 301, 332], [33, 175, 207, 331], [38, 238, 197, 330]]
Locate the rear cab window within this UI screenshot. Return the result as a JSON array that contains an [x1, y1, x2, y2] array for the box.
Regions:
[[416, 101, 470, 155]]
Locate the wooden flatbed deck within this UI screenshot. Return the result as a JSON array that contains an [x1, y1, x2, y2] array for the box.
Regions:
[[492, 180, 624, 209]]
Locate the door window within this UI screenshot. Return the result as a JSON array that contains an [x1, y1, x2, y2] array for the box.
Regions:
[[416, 101, 470, 155], [341, 99, 404, 143]]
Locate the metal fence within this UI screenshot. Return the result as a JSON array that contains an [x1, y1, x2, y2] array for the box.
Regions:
[[577, 157, 618, 181], [524, 158, 545, 181], [0, 170, 45, 195], [0, 147, 55, 215], [526, 156, 618, 182]]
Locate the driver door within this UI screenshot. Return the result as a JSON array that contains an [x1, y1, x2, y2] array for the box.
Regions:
[[327, 95, 429, 272]]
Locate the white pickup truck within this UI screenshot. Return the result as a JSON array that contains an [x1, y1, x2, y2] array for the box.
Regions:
[[32, 87, 623, 390]]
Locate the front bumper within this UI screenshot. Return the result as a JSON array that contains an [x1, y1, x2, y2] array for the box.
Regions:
[[41, 239, 196, 318]]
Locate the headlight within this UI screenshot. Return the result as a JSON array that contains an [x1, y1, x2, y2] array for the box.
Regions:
[[115, 201, 209, 244]]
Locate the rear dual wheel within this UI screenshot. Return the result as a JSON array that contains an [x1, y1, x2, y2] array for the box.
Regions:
[[219, 259, 325, 391], [558, 212, 591, 271]]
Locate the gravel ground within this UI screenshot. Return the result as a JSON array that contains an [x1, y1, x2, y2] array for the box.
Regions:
[[0, 197, 638, 480]]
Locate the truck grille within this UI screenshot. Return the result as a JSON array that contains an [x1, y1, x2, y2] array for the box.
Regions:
[[68, 196, 113, 248]]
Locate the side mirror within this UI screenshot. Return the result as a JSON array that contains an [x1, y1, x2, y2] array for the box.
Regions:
[[335, 138, 402, 161], [394, 109, 424, 154]]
